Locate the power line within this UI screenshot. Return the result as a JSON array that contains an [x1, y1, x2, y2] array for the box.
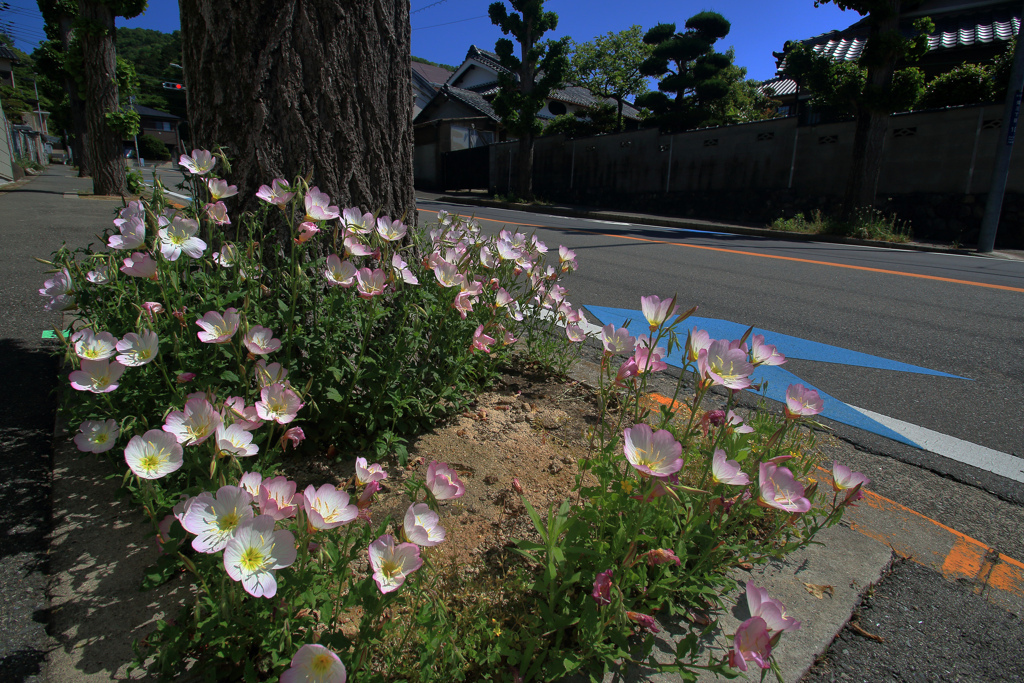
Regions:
[[412, 14, 487, 31], [411, 0, 450, 14]]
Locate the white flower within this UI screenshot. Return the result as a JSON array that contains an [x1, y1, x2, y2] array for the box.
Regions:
[[72, 329, 118, 360], [181, 485, 254, 553], [124, 430, 183, 480], [158, 215, 207, 261], [115, 330, 159, 366], [215, 423, 259, 458], [73, 419, 119, 453], [403, 503, 445, 546], [301, 484, 358, 530], [163, 397, 223, 446], [223, 515, 296, 598]]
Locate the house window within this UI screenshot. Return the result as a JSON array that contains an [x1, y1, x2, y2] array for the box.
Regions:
[[450, 125, 492, 150], [548, 101, 567, 116], [147, 120, 173, 132]]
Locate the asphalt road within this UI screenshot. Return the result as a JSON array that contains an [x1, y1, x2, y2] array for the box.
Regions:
[[416, 198, 1024, 502]]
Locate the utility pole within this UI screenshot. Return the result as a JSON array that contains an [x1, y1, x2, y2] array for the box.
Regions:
[[977, 3, 1024, 253], [32, 74, 47, 134], [129, 95, 141, 167]]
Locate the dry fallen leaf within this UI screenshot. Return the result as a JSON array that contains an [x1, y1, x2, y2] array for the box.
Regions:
[[803, 582, 835, 599], [850, 619, 885, 642]]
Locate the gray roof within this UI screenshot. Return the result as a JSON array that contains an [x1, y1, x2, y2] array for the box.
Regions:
[[411, 61, 453, 86], [799, 1, 1020, 63], [758, 76, 798, 98], [0, 44, 18, 63], [132, 103, 180, 120], [429, 83, 499, 121]]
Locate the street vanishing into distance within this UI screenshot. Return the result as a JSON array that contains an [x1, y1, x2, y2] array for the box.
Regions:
[[416, 198, 1024, 505]]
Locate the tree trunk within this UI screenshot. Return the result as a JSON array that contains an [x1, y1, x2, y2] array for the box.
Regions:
[[842, 0, 900, 216], [179, 0, 415, 223], [77, 0, 126, 195], [58, 14, 90, 177]]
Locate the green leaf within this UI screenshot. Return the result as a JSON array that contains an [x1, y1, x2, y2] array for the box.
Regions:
[[220, 370, 239, 383]]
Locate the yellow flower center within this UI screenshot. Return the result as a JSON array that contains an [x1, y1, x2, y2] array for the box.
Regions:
[[94, 433, 109, 444], [138, 450, 167, 474], [238, 545, 266, 573], [218, 510, 240, 531], [380, 559, 402, 581], [310, 653, 335, 675]]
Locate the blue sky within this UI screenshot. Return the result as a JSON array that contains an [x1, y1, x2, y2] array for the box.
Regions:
[[2, 0, 857, 81]]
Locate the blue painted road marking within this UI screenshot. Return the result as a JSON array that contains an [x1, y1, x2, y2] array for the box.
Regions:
[[585, 306, 974, 448]]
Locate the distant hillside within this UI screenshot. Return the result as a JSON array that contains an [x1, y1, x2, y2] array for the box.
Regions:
[[116, 27, 185, 119], [412, 56, 456, 72]]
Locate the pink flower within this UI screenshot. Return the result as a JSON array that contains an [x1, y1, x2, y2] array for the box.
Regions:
[[256, 179, 294, 207], [163, 396, 222, 446], [205, 201, 231, 225], [453, 291, 475, 319], [625, 611, 660, 633], [176, 372, 196, 384], [558, 245, 577, 271], [433, 260, 459, 288], [206, 178, 237, 200], [142, 301, 164, 316], [73, 418, 119, 453], [369, 534, 423, 594], [746, 582, 801, 633], [357, 480, 380, 513], [644, 548, 681, 566], [471, 325, 495, 353], [215, 423, 259, 457], [301, 484, 358, 530], [158, 215, 206, 261], [391, 253, 419, 284], [355, 268, 387, 298], [223, 515, 296, 598], [296, 221, 320, 244], [196, 308, 240, 344], [758, 463, 811, 513], [375, 216, 407, 241], [607, 358, 636, 389], [115, 330, 159, 366], [69, 358, 125, 393], [355, 457, 387, 486], [255, 383, 304, 424], [254, 360, 288, 388], [425, 461, 465, 500], [325, 255, 357, 287], [108, 216, 146, 250], [600, 324, 635, 355], [280, 644, 347, 683], [729, 617, 771, 672], [124, 430, 184, 480], [341, 207, 373, 234], [121, 252, 157, 279], [565, 324, 585, 342], [304, 186, 339, 221], [343, 236, 375, 257], [633, 345, 667, 374], [181, 485, 254, 552], [243, 326, 281, 355], [686, 329, 712, 362], [699, 340, 754, 390], [785, 384, 824, 418], [623, 424, 682, 478], [592, 569, 613, 605], [72, 328, 117, 360], [832, 462, 869, 501], [711, 449, 750, 486], [259, 476, 298, 520], [179, 149, 216, 175], [640, 295, 678, 329], [239, 471, 263, 497], [403, 503, 445, 546], [750, 334, 786, 366], [279, 427, 306, 451]]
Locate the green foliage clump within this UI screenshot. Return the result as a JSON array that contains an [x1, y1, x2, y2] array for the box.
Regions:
[[569, 25, 652, 132], [138, 132, 171, 160], [920, 63, 995, 109], [770, 208, 911, 242], [543, 102, 618, 138]]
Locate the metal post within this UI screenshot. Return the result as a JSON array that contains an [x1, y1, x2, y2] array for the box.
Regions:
[[665, 135, 673, 194], [978, 2, 1024, 253], [129, 95, 142, 167], [32, 74, 47, 135], [965, 107, 984, 194], [570, 141, 575, 190]]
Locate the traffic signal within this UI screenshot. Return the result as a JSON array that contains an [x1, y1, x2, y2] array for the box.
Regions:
[[162, 82, 186, 91]]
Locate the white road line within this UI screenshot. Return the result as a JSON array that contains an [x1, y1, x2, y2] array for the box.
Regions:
[[847, 404, 1024, 483]]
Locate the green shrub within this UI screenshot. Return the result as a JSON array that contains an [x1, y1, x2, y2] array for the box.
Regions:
[[138, 132, 172, 160], [920, 63, 994, 109]]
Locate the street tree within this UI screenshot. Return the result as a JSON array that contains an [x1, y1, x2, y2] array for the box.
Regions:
[[635, 11, 734, 132], [792, 0, 932, 214], [178, 0, 415, 221], [570, 25, 652, 132], [488, 0, 570, 201], [75, 0, 145, 195]]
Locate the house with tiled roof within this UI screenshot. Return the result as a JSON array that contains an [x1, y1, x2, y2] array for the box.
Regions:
[[764, 0, 1020, 117], [412, 61, 454, 118], [414, 44, 642, 189], [0, 43, 19, 88]]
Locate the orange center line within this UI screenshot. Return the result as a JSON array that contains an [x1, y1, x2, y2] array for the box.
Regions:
[[417, 207, 1024, 294]]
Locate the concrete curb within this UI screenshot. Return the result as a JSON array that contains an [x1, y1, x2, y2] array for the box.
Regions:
[[434, 195, 986, 257]]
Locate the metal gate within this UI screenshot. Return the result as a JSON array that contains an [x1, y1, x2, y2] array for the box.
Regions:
[[441, 146, 489, 191]]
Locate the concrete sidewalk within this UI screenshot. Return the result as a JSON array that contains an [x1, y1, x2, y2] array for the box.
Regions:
[[3, 168, 1022, 681]]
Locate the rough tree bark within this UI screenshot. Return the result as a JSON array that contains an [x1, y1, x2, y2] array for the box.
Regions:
[[843, 0, 901, 214], [57, 14, 90, 177], [178, 0, 415, 222], [77, 0, 126, 195]]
